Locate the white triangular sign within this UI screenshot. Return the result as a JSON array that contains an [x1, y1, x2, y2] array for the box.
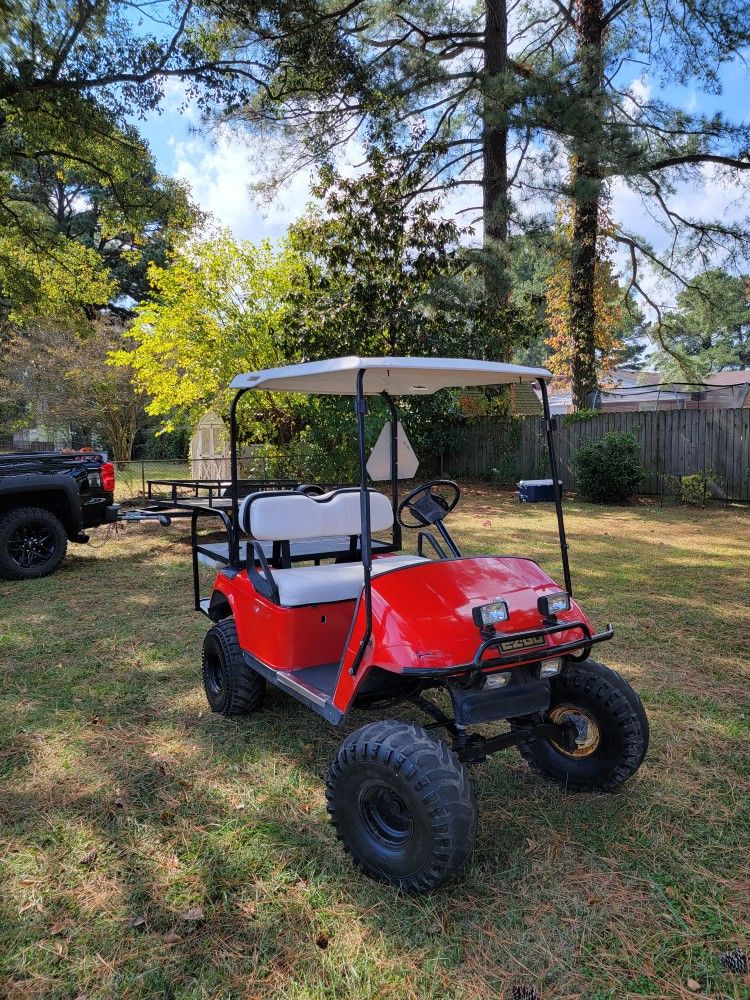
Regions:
[[366, 421, 420, 481]]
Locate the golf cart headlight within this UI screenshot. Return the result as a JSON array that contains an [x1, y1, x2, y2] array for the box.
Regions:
[[538, 592, 570, 617], [539, 657, 562, 677], [484, 671, 511, 689], [472, 599, 509, 629]]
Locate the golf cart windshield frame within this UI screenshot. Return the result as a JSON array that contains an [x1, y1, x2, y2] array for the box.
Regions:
[[222, 361, 571, 674]]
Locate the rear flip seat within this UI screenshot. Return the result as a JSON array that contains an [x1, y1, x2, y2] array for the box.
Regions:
[[237, 488, 427, 606]]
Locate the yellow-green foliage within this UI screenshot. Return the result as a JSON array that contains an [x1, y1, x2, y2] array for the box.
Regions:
[[0, 228, 115, 332], [112, 232, 307, 434]]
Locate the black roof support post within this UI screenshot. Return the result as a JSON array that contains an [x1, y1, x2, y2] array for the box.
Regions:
[[380, 391, 402, 552], [229, 388, 248, 568], [537, 378, 573, 595], [349, 370, 373, 676]]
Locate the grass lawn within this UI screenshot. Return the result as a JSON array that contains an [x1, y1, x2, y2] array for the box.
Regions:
[[1, 492, 749, 999]]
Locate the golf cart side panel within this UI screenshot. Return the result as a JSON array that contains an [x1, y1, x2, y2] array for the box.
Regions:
[[210, 571, 356, 671], [332, 557, 595, 712]]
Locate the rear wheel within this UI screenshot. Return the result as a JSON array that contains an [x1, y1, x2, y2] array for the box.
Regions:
[[0, 506, 68, 580], [202, 618, 265, 716], [326, 720, 477, 892], [516, 658, 649, 792]]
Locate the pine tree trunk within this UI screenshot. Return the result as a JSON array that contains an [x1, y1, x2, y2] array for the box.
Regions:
[[483, 0, 510, 333], [569, 0, 604, 409]]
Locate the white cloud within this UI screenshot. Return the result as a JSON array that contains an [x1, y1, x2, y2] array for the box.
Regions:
[[170, 126, 313, 241]]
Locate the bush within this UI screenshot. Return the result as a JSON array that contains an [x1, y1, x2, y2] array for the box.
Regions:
[[574, 431, 643, 503], [679, 472, 720, 507]]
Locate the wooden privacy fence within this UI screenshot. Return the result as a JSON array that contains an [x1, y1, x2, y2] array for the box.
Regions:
[[445, 408, 750, 502]]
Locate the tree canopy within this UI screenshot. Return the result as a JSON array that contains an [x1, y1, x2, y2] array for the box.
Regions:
[[114, 232, 307, 437], [657, 269, 750, 379]]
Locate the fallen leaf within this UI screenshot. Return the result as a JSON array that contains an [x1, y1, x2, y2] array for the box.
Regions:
[[79, 848, 98, 866], [127, 915, 146, 930], [179, 907, 205, 922], [163, 931, 182, 944], [113, 797, 126, 809], [52, 940, 65, 956], [665, 886, 677, 898], [315, 932, 329, 949], [524, 838, 538, 854], [50, 923, 66, 936], [686, 978, 701, 992], [19, 900, 40, 914], [239, 902, 257, 918]]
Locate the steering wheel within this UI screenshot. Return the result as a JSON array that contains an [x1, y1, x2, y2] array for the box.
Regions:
[[397, 479, 461, 529], [294, 483, 326, 496]]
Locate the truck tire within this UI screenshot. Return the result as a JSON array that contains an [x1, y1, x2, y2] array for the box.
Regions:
[[0, 506, 68, 580], [515, 658, 649, 792], [326, 720, 477, 892], [202, 617, 265, 715]]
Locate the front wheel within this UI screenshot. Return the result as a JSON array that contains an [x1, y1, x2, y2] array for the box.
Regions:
[[326, 720, 477, 892], [516, 658, 649, 792]]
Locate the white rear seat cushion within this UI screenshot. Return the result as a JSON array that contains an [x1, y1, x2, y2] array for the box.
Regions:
[[270, 554, 426, 607], [239, 489, 393, 540]]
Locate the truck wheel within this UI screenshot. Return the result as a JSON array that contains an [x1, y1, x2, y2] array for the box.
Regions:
[[0, 506, 68, 580], [516, 658, 649, 792], [202, 618, 265, 716], [326, 720, 477, 892]]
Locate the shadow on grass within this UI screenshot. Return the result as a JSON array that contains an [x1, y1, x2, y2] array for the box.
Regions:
[[2, 514, 749, 999]]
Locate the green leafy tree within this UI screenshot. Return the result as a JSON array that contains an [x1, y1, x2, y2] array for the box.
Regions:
[[210, 0, 750, 397], [523, 0, 750, 405], [113, 231, 307, 437], [0, 318, 146, 465], [656, 269, 750, 379], [287, 142, 475, 360]]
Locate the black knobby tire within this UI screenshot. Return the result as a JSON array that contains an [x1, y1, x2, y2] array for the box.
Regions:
[[516, 658, 649, 792], [326, 720, 477, 892], [0, 506, 68, 580], [201, 618, 265, 716]]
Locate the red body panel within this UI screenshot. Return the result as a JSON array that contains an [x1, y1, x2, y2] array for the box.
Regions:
[[211, 555, 596, 715], [210, 570, 355, 670], [332, 556, 594, 712]]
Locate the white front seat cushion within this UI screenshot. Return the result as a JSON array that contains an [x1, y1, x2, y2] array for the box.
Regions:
[[270, 554, 426, 607]]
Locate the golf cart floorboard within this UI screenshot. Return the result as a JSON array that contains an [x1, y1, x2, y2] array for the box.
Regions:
[[242, 652, 343, 724]]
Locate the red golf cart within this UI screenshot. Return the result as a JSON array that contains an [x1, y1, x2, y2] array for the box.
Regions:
[[192, 357, 648, 891]]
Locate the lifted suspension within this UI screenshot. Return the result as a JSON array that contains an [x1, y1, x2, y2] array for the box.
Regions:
[[408, 693, 578, 764]]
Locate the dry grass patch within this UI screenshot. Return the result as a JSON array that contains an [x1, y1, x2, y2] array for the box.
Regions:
[[1, 494, 748, 999]]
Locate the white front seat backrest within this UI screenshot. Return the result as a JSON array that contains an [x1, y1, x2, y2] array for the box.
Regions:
[[239, 489, 393, 540]]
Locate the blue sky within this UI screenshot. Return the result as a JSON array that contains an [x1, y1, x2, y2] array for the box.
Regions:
[[136, 56, 750, 308]]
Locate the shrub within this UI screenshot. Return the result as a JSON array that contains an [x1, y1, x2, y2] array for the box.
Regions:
[[574, 431, 643, 503]]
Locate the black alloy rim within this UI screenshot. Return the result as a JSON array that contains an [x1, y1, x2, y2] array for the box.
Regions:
[[358, 780, 414, 848], [7, 522, 56, 568]]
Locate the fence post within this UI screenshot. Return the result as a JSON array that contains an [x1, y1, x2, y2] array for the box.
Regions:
[[141, 461, 146, 500]]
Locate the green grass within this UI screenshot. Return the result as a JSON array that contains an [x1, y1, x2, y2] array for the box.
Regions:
[[1, 493, 749, 999]]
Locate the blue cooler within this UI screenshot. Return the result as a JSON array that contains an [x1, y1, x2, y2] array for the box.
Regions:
[[517, 479, 563, 502]]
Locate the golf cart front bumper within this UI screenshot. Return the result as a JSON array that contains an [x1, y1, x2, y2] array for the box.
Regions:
[[402, 620, 614, 679]]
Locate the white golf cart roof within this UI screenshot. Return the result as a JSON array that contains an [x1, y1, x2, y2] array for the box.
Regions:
[[230, 356, 551, 395]]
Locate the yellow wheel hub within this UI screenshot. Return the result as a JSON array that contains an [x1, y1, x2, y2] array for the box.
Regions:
[[548, 704, 601, 758]]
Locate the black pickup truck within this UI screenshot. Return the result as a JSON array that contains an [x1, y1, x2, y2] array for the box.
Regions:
[[0, 451, 119, 579]]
